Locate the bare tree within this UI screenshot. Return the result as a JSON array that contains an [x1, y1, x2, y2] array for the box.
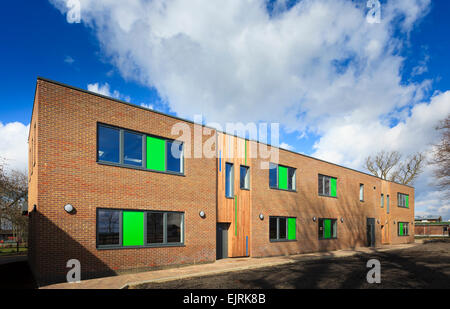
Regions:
[[364, 150, 425, 185], [0, 159, 28, 245], [430, 114, 450, 198]]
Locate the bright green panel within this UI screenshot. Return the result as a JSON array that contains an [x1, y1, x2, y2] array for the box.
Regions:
[[405, 195, 409, 208], [330, 178, 337, 197], [288, 218, 296, 240], [324, 219, 331, 239], [123, 211, 144, 246], [399, 223, 403, 236], [278, 166, 288, 190], [146, 136, 165, 171]]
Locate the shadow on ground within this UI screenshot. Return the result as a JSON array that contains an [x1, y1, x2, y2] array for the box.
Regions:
[[0, 261, 38, 289], [134, 241, 450, 289]]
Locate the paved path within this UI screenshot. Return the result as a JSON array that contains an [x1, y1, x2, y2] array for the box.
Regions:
[[41, 243, 417, 289]]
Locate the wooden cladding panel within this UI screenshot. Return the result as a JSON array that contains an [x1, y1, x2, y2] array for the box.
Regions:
[[217, 132, 252, 257]]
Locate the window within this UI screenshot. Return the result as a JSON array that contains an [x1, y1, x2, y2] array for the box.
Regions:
[[97, 124, 184, 174], [96, 209, 184, 248], [97, 209, 120, 246], [124, 131, 143, 166], [387, 195, 390, 214], [318, 174, 337, 197], [225, 163, 234, 198], [269, 163, 296, 191], [398, 222, 409, 236], [397, 193, 409, 208], [240, 166, 250, 190], [381, 194, 384, 208], [166, 141, 183, 173], [319, 218, 337, 239], [359, 184, 364, 201], [269, 216, 296, 241], [98, 125, 120, 163]]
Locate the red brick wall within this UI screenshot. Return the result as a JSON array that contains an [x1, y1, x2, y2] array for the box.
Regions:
[[29, 79, 217, 285], [250, 144, 415, 257], [415, 224, 449, 236]]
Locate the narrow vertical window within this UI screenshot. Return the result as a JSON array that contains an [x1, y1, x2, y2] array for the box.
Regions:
[[288, 167, 296, 191], [381, 194, 384, 208], [240, 166, 250, 190], [97, 209, 120, 246], [269, 162, 278, 188], [269, 217, 277, 240], [387, 195, 390, 214], [147, 212, 164, 244], [279, 217, 287, 239], [146, 136, 165, 171], [360, 184, 364, 201], [166, 141, 183, 173], [122, 211, 144, 247], [167, 212, 182, 243], [225, 163, 234, 198], [123, 131, 143, 166], [98, 125, 120, 163]]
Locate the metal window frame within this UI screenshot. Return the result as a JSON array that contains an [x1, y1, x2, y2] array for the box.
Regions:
[[398, 222, 409, 236], [269, 162, 278, 189], [96, 208, 185, 249], [397, 192, 409, 208], [240, 165, 250, 190], [318, 218, 338, 240], [360, 184, 364, 202], [97, 123, 185, 176], [269, 163, 297, 192], [166, 140, 184, 174], [225, 162, 234, 198], [269, 216, 296, 242], [318, 174, 337, 197]]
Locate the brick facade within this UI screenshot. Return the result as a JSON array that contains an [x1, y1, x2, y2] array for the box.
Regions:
[[28, 78, 415, 286]]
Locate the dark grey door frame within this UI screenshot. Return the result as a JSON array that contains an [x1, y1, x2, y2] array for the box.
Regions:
[[366, 218, 376, 247], [216, 223, 229, 259]]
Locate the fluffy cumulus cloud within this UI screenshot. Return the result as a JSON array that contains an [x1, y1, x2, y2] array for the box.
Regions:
[[0, 122, 29, 173], [49, 0, 450, 217], [87, 82, 131, 102]]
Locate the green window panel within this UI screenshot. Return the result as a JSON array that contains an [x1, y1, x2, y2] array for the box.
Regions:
[[399, 223, 404, 236], [405, 196, 409, 208], [288, 218, 296, 240], [278, 166, 288, 190], [330, 178, 337, 197], [123, 211, 144, 246], [324, 219, 331, 239], [146, 136, 165, 171]]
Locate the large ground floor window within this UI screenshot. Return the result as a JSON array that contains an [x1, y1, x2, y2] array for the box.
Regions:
[[398, 222, 409, 236], [318, 218, 337, 239], [97, 208, 184, 249], [269, 216, 296, 241]]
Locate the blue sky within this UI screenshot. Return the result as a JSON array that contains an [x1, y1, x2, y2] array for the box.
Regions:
[[0, 0, 449, 218]]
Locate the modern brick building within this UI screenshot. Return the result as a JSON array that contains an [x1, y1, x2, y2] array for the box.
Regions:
[[28, 77, 415, 285]]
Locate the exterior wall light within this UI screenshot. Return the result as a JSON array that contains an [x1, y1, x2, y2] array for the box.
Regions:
[[340, 217, 344, 223], [394, 221, 396, 224], [199, 210, 206, 218], [377, 220, 380, 224], [312, 216, 317, 222], [64, 204, 74, 214], [259, 213, 264, 220]]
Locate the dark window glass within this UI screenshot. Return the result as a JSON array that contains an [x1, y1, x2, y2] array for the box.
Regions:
[[98, 126, 120, 163], [225, 163, 234, 198], [167, 213, 182, 243], [324, 177, 330, 195], [288, 168, 296, 190], [123, 131, 143, 166], [240, 166, 249, 189], [147, 212, 164, 244], [279, 217, 287, 239], [166, 141, 183, 173], [269, 217, 277, 240], [318, 218, 337, 239], [269, 163, 277, 188], [318, 175, 324, 195], [98, 209, 120, 246]]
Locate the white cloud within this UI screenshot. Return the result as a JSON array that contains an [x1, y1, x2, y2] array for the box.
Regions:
[[0, 122, 29, 173], [280, 142, 295, 151], [49, 0, 450, 218], [87, 82, 131, 102], [64, 55, 75, 64], [140, 103, 154, 110]]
